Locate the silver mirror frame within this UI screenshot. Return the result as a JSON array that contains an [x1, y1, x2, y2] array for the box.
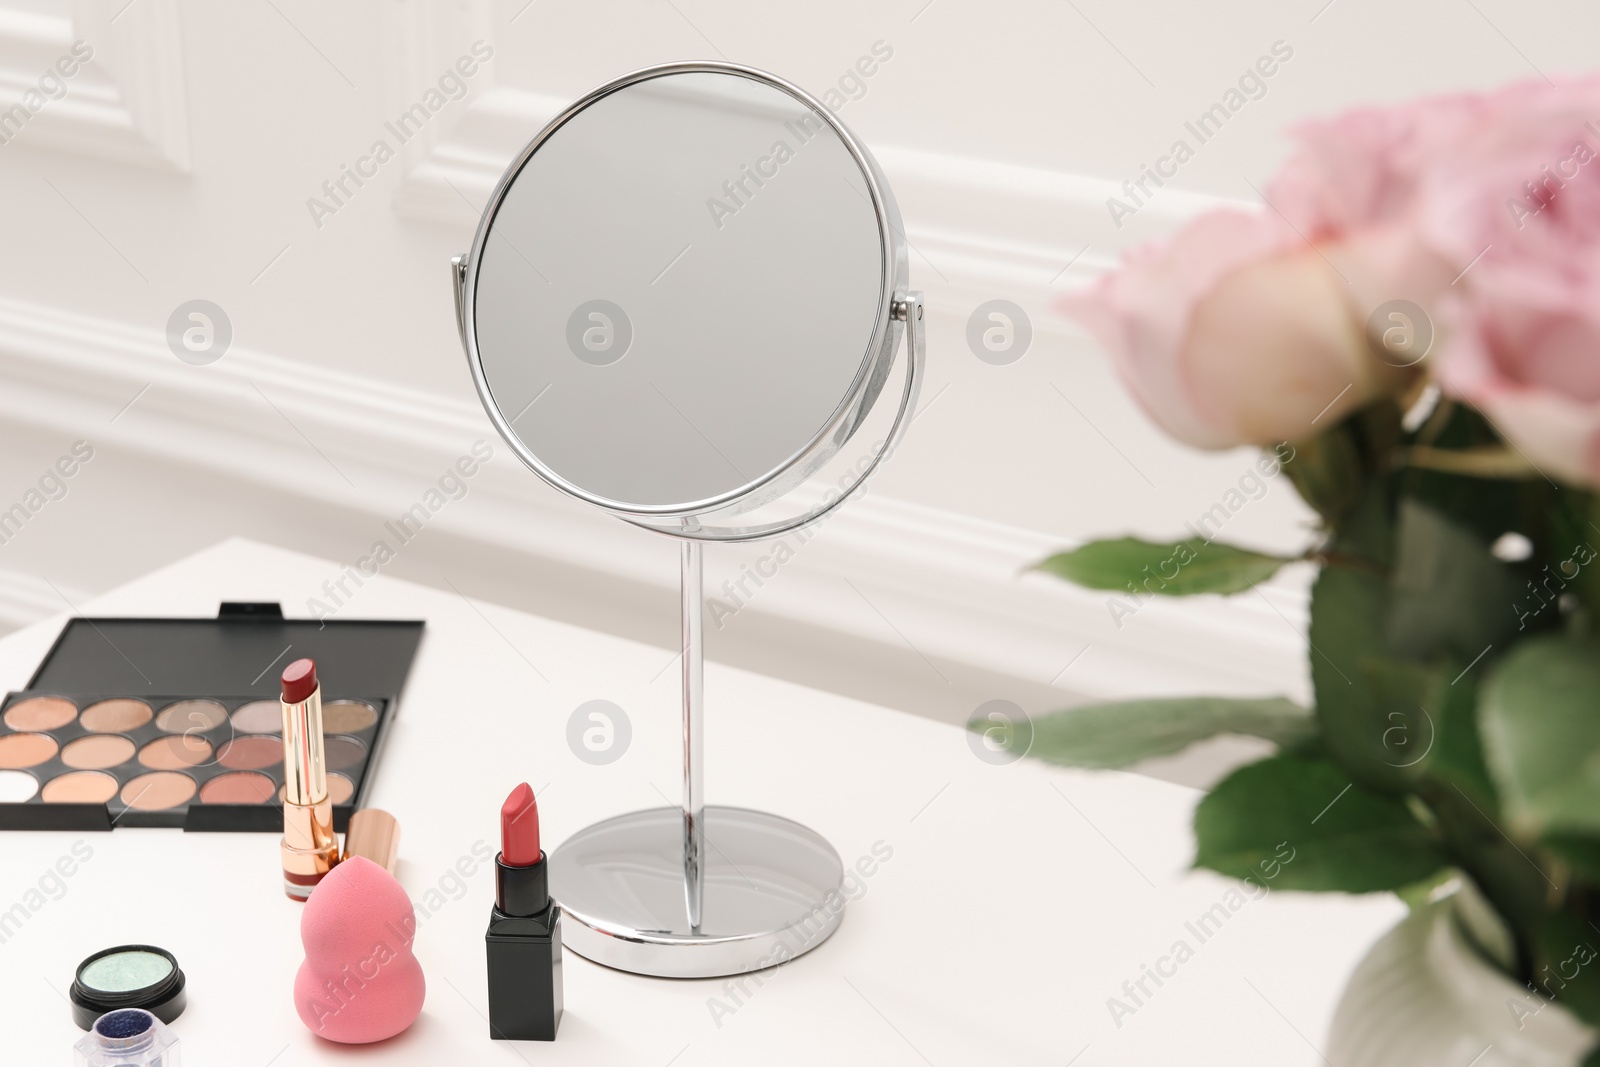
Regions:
[[452, 61, 918, 542]]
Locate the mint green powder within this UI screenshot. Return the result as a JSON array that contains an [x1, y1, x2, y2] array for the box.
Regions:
[[80, 951, 173, 992]]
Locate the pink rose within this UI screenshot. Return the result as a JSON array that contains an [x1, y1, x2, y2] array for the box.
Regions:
[[1060, 211, 1405, 448], [1268, 93, 1485, 241], [1437, 290, 1600, 484], [1421, 78, 1600, 485], [1061, 73, 1600, 482]]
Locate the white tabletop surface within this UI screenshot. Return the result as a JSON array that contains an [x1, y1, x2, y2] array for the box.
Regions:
[[0, 539, 1401, 1065]]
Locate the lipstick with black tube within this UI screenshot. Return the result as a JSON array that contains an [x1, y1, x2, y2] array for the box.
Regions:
[[485, 782, 562, 1041]]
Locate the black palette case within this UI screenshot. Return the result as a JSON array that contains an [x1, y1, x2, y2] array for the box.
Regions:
[[0, 603, 424, 832]]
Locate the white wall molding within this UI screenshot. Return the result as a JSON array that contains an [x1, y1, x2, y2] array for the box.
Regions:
[[388, 85, 568, 225], [384, 0, 528, 227], [0, 294, 1311, 706], [391, 100, 1254, 311], [377, 0, 1254, 315], [0, 1, 190, 170]]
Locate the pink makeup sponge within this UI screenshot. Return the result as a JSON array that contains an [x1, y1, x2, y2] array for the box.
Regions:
[[294, 856, 425, 1043]]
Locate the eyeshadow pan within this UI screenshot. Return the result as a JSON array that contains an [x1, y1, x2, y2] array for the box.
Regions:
[[323, 700, 377, 733], [154, 700, 228, 734], [0, 732, 59, 769], [280, 772, 352, 806], [120, 772, 196, 811], [80, 699, 153, 733], [61, 735, 136, 770], [216, 735, 282, 771], [79, 950, 174, 992], [0, 686, 387, 826], [43, 771, 119, 804], [323, 735, 367, 772], [199, 771, 277, 805], [0, 769, 38, 802], [3, 696, 76, 732], [230, 700, 281, 734], [138, 735, 213, 770]]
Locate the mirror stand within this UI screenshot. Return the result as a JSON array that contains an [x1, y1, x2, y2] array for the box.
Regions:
[[679, 539, 707, 933], [547, 537, 847, 978], [548, 296, 924, 979]]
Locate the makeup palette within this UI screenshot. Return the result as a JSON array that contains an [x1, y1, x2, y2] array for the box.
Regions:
[[0, 604, 422, 832]]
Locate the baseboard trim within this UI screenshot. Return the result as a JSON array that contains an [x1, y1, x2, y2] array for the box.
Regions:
[[0, 294, 1310, 711]]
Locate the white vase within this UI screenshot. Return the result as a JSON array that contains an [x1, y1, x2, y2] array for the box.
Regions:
[[1328, 898, 1595, 1067]]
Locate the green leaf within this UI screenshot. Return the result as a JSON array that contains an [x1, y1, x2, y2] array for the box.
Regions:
[[1002, 696, 1316, 770], [1480, 635, 1600, 837], [1308, 563, 1410, 790], [1034, 538, 1290, 597], [1361, 657, 1448, 782], [1193, 754, 1449, 892], [1394, 867, 1457, 912], [1534, 913, 1600, 1027], [1543, 835, 1600, 882], [1282, 424, 1365, 522], [1549, 495, 1600, 624], [1426, 667, 1498, 807], [1419, 788, 1547, 975], [1388, 499, 1522, 662]]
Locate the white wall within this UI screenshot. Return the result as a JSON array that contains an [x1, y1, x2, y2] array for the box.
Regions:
[[0, 0, 1591, 780]]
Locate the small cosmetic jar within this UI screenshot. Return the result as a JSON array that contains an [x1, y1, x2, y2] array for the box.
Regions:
[[70, 945, 187, 1030], [74, 1008, 181, 1067]]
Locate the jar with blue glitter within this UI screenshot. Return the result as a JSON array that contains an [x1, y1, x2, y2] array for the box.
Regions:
[[73, 1008, 180, 1067]]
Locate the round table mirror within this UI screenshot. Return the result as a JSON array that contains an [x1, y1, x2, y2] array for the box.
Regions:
[[453, 62, 924, 978]]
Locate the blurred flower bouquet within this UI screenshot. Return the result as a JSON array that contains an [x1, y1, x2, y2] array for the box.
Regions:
[[996, 76, 1600, 1058]]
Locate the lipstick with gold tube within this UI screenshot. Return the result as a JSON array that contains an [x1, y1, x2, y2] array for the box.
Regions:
[[281, 658, 340, 900]]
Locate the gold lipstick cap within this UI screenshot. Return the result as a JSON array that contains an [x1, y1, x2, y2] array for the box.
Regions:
[[343, 808, 400, 874]]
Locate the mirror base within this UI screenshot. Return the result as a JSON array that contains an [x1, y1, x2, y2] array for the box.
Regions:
[[549, 805, 845, 978]]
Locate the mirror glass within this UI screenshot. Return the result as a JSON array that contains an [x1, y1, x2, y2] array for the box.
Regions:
[[471, 70, 888, 513]]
